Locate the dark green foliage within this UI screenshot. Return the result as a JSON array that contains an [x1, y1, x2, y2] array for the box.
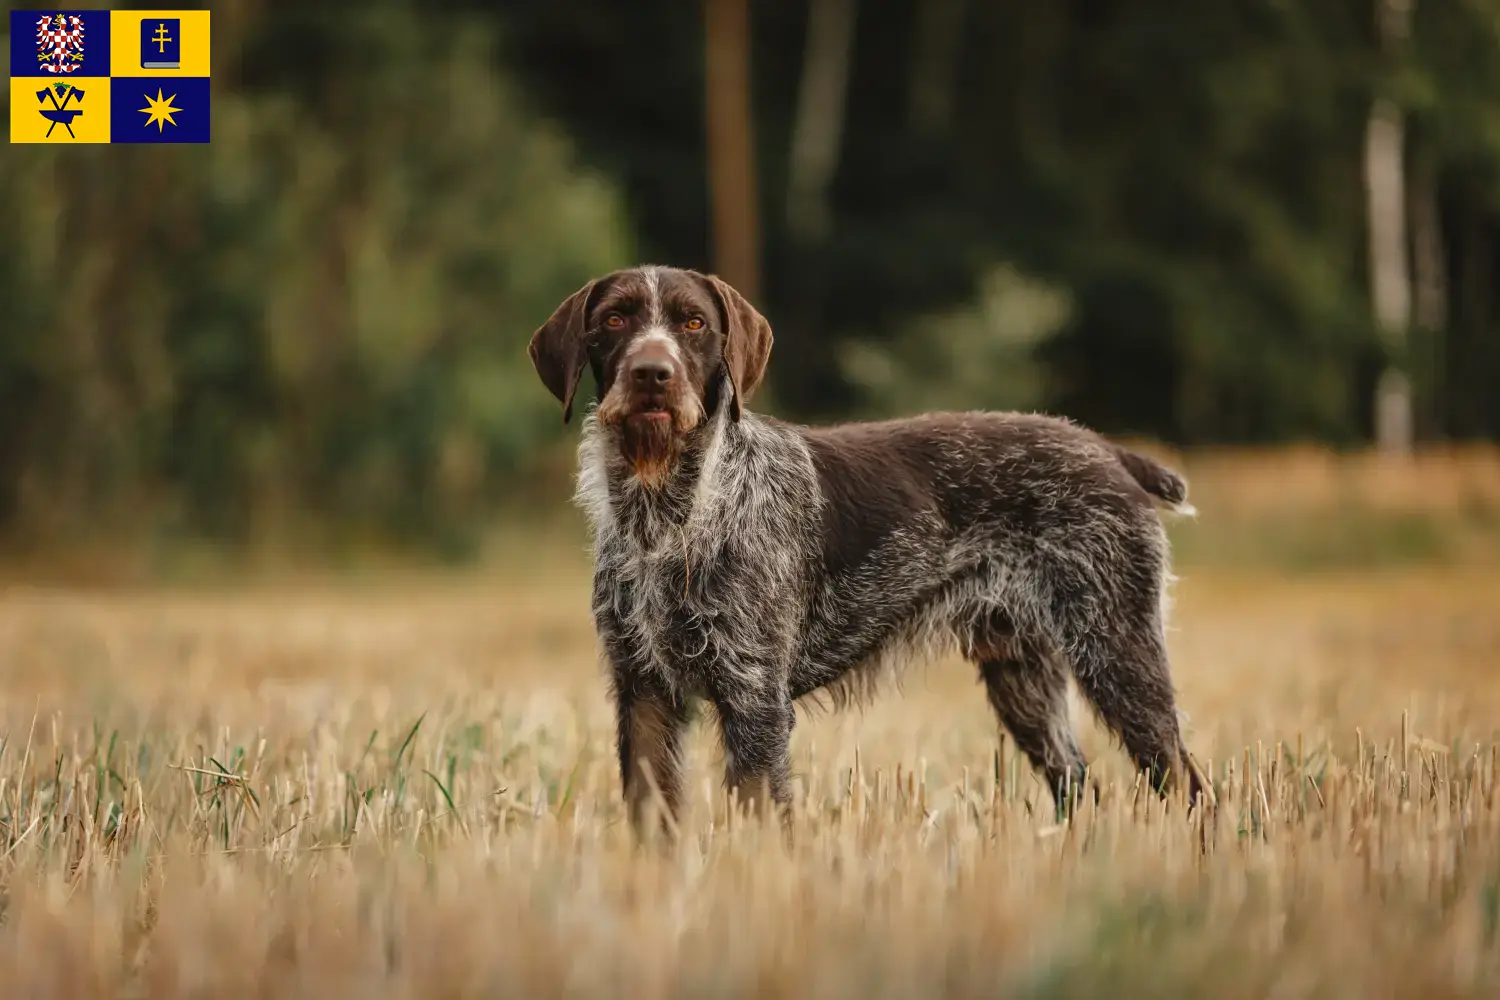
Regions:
[[0, 2, 630, 550], [501, 0, 1500, 441]]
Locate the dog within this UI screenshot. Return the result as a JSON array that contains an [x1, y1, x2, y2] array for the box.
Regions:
[[528, 265, 1208, 833]]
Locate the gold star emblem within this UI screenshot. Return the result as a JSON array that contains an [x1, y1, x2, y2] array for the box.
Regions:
[[138, 88, 181, 132]]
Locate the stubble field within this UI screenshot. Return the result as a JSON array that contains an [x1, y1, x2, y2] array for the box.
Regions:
[[1, 450, 1499, 999]]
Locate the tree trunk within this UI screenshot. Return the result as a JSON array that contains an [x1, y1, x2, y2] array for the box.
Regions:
[[704, 0, 761, 302], [1409, 167, 1447, 440], [907, 0, 965, 136], [786, 0, 857, 243], [1366, 0, 1414, 454], [1450, 198, 1492, 438]]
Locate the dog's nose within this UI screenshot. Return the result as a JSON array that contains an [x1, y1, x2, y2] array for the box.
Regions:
[[630, 358, 674, 386]]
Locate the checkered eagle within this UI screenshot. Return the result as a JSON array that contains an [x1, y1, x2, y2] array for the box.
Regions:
[[35, 13, 86, 75]]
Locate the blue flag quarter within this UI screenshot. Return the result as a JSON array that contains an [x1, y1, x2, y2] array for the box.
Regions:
[[10, 10, 112, 78], [110, 76, 210, 143]]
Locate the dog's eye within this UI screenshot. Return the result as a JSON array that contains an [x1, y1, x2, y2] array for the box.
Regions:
[[603, 313, 625, 330], [684, 317, 705, 332]]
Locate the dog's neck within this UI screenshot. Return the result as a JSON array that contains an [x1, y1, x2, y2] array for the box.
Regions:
[[576, 392, 740, 546]]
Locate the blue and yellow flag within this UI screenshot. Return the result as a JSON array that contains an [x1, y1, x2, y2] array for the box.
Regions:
[[9, 9, 210, 144]]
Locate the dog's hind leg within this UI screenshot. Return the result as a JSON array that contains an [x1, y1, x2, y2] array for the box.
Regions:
[[1049, 561, 1206, 809], [971, 620, 1092, 819]]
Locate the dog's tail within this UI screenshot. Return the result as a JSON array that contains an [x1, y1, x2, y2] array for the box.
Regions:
[[1111, 444, 1197, 517]]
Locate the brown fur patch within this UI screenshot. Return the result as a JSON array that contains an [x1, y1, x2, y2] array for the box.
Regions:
[[621, 416, 683, 487]]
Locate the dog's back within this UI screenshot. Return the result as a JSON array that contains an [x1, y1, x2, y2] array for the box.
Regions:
[[797, 409, 1189, 546]]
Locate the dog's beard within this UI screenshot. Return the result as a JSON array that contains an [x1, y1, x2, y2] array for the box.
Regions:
[[620, 414, 683, 487], [597, 383, 703, 487]]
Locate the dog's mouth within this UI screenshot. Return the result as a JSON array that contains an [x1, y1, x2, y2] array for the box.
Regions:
[[598, 395, 681, 429], [629, 403, 673, 422], [619, 394, 702, 433]]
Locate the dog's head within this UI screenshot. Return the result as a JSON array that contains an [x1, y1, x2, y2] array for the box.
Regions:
[[528, 266, 773, 483]]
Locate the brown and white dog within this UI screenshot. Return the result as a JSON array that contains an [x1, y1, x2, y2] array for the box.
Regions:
[[528, 265, 1207, 832]]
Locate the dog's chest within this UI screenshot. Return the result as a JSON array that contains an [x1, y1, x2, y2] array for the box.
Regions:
[[598, 536, 734, 691]]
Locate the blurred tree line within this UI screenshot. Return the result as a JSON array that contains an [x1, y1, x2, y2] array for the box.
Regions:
[[1, 0, 1498, 554]]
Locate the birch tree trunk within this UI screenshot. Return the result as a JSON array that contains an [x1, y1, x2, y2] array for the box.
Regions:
[[704, 0, 761, 301], [1366, 0, 1414, 454], [786, 0, 857, 244]]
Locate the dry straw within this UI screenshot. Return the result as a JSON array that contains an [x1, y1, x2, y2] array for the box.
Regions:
[[0, 456, 1497, 998]]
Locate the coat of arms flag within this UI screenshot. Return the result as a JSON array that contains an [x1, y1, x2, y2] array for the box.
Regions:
[[10, 9, 211, 144]]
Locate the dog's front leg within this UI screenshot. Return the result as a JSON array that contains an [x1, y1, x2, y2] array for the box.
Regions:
[[707, 672, 794, 828], [613, 670, 690, 840]]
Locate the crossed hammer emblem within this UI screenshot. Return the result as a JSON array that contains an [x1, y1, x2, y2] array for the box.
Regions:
[[36, 82, 86, 138]]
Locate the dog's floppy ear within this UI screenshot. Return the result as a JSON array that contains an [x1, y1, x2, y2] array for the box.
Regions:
[[697, 273, 773, 422], [528, 278, 600, 424]]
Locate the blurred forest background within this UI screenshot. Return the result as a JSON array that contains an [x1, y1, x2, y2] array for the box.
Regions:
[[2, 0, 1499, 566]]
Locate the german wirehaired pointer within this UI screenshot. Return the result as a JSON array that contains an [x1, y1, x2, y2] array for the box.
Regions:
[[528, 265, 1207, 831]]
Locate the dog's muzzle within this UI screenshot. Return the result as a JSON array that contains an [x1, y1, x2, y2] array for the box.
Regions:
[[624, 342, 681, 423]]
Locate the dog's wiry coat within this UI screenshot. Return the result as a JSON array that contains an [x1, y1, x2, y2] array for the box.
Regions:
[[532, 265, 1205, 831]]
